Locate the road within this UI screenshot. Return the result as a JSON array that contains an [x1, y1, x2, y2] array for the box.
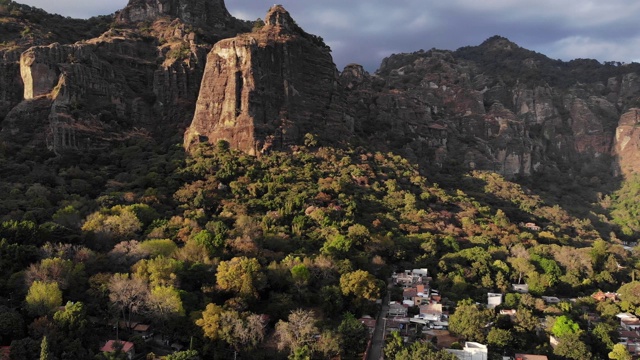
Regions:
[[367, 291, 390, 360]]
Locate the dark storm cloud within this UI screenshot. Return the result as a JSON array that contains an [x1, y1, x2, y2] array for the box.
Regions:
[[17, 0, 640, 71]]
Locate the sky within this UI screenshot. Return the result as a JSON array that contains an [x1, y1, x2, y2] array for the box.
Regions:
[[17, 0, 640, 71]]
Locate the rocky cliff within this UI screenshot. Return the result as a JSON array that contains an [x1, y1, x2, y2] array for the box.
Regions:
[[185, 5, 351, 154], [115, 0, 235, 29], [3, 1, 640, 180], [0, 0, 248, 156], [337, 37, 640, 178]]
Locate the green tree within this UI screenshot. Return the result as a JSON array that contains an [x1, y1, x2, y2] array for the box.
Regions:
[[138, 239, 177, 258], [10, 338, 40, 360], [553, 333, 591, 360], [165, 350, 200, 360], [487, 328, 513, 350], [384, 331, 404, 359], [448, 299, 493, 343], [618, 282, 640, 306], [338, 313, 368, 359], [513, 307, 538, 333], [0, 305, 24, 343], [395, 341, 457, 360], [53, 301, 87, 338], [552, 315, 580, 338], [592, 322, 617, 354], [39, 336, 51, 360], [290, 264, 310, 291], [25, 281, 62, 317], [319, 285, 344, 316]]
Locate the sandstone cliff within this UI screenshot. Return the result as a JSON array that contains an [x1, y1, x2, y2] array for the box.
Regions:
[[3, 1, 640, 181], [0, 0, 248, 156], [185, 5, 351, 155]]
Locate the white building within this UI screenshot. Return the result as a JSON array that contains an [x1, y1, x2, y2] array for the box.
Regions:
[[446, 342, 488, 360], [487, 293, 502, 309]]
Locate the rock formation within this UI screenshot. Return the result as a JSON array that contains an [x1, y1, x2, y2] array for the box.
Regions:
[[3, 2, 640, 180], [185, 5, 351, 155], [0, 0, 248, 155], [115, 0, 234, 29], [337, 37, 640, 178]]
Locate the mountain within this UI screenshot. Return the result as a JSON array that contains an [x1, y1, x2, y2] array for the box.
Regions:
[[0, 0, 249, 158], [3, 2, 640, 359], [2, 1, 640, 182]]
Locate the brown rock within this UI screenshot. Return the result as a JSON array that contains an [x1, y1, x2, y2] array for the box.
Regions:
[[115, 0, 235, 28], [185, 5, 351, 155]]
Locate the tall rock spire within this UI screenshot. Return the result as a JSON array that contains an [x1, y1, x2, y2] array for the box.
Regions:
[[185, 5, 352, 155]]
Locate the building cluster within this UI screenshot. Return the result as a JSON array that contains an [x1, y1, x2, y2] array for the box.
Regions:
[[380, 269, 551, 360]]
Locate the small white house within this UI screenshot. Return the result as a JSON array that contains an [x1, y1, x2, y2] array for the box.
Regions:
[[487, 293, 502, 309]]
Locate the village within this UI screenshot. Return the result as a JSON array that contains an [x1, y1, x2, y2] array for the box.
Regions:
[[356, 267, 639, 360]]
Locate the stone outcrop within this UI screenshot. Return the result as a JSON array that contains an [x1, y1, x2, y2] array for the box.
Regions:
[[4, 2, 640, 180], [185, 5, 351, 155], [337, 37, 640, 178], [0, 0, 245, 155], [115, 0, 235, 29], [614, 108, 640, 176]]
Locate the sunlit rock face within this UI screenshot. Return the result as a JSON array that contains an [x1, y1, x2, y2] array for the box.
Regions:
[[185, 5, 351, 155]]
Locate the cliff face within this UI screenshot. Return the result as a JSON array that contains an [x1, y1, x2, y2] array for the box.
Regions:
[[3, 2, 640, 180], [115, 0, 234, 29], [336, 38, 640, 178], [0, 0, 247, 155], [185, 5, 351, 154]]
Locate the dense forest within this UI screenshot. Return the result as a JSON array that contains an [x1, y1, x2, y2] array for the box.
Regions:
[[0, 128, 639, 359]]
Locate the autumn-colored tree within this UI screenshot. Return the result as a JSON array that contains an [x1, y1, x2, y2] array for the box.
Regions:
[[132, 257, 183, 287], [339, 270, 382, 301], [108, 273, 149, 328], [609, 343, 632, 360], [148, 286, 184, 319], [25, 257, 85, 291], [275, 309, 318, 356], [216, 257, 266, 299], [196, 303, 224, 341], [218, 310, 266, 352]]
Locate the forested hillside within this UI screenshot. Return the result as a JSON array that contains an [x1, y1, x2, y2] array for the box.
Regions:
[[0, 132, 638, 359]]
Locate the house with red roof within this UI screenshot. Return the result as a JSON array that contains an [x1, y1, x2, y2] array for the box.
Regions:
[[101, 340, 135, 360]]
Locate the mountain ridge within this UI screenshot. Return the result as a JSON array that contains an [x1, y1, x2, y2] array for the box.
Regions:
[[1, 0, 640, 181]]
